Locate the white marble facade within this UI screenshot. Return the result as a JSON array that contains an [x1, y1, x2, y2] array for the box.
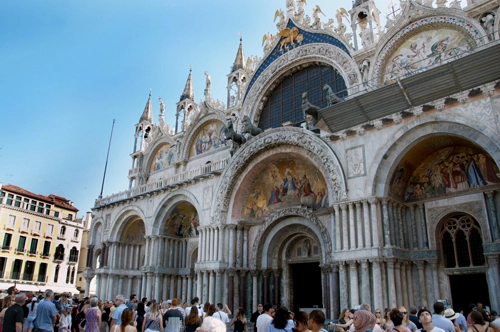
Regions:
[[86, 0, 500, 318]]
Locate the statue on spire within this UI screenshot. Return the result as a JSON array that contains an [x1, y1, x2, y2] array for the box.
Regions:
[[286, 0, 296, 18], [204, 71, 212, 99]]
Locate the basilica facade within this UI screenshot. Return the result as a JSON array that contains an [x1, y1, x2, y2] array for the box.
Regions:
[[85, 0, 500, 318]]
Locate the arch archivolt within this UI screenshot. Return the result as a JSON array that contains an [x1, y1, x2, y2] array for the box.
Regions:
[[152, 189, 202, 233], [89, 219, 103, 246], [241, 43, 361, 124], [108, 206, 147, 241], [426, 201, 491, 250], [211, 127, 346, 222], [179, 112, 227, 161], [250, 209, 332, 269], [144, 135, 177, 172], [271, 227, 322, 270], [366, 114, 500, 198]]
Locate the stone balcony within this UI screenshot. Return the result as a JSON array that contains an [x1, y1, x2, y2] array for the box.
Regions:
[[95, 157, 230, 208]]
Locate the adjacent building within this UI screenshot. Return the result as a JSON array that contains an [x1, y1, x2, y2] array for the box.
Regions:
[[0, 183, 84, 294], [87, 0, 500, 317]]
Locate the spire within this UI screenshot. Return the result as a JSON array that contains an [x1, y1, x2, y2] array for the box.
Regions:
[[139, 90, 153, 123], [232, 34, 246, 72], [180, 66, 194, 101]]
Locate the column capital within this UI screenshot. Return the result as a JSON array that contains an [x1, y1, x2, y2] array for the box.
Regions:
[[251, 270, 260, 277], [320, 265, 333, 274], [330, 264, 339, 273], [369, 258, 382, 264], [262, 269, 272, 277], [360, 260, 369, 268], [485, 254, 499, 266], [215, 269, 224, 276], [368, 197, 379, 205], [273, 269, 282, 277], [339, 203, 347, 210], [227, 224, 237, 230], [415, 260, 425, 269], [227, 268, 237, 277], [485, 191, 496, 198]]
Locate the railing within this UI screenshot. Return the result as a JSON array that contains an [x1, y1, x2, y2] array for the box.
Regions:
[[96, 157, 230, 207], [1, 246, 11, 251], [44, 231, 53, 238], [31, 229, 41, 236], [40, 252, 50, 259], [1, 271, 47, 283], [5, 223, 15, 231], [57, 234, 66, 240], [54, 254, 64, 262], [15, 247, 26, 254], [68, 255, 79, 263], [19, 226, 29, 233], [71, 236, 79, 242], [129, 167, 142, 176], [27, 249, 37, 256]]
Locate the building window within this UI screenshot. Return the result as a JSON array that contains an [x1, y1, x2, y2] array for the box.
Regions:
[[14, 196, 22, 207], [38, 263, 47, 282], [7, 215, 16, 229], [54, 244, 65, 261], [45, 224, 54, 238], [258, 65, 347, 130], [30, 200, 37, 212], [23, 198, 30, 209], [0, 257, 6, 278], [73, 229, 79, 240], [440, 214, 485, 268], [67, 214, 73, 221], [37, 202, 44, 214], [23, 261, 35, 281], [70, 267, 75, 284], [11, 259, 22, 279], [54, 211, 59, 218], [2, 233, 12, 250], [6, 194, 14, 205], [54, 264, 59, 283], [42, 241, 51, 257], [45, 204, 51, 215], [66, 267, 71, 283], [69, 247, 79, 263], [29, 238, 38, 255], [0, 191, 5, 204], [59, 226, 66, 238], [21, 218, 30, 233], [17, 236, 26, 253], [33, 221, 41, 235]]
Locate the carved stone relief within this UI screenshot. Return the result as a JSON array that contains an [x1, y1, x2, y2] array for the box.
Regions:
[[203, 186, 213, 210], [346, 145, 366, 178]]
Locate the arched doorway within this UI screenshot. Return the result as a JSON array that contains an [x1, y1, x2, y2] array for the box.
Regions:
[[438, 213, 489, 310]]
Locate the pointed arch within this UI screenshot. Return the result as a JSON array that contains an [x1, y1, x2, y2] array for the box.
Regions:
[[108, 206, 147, 241], [152, 189, 202, 234]]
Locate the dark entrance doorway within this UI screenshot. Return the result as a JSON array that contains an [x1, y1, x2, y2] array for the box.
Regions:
[[290, 262, 322, 313], [449, 273, 490, 311]]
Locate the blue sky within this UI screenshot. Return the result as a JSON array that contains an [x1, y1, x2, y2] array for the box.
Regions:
[[0, 0, 463, 215]]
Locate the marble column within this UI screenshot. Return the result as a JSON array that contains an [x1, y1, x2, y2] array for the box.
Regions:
[[273, 270, 280, 307], [339, 262, 348, 310], [146, 273, 154, 299], [197, 271, 202, 299], [227, 270, 235, 312], [240, 271, 247, 308], [95, 274, 101, 298], [334, 205, 341, 251], [386, 260, 397, 308], [203, 271, 209, 304], [406, 262, 415, 306], [187, 275, 193, 304], [176, 275, 182, 300], [100, 274, 107, 299], [163, 275, 169, 301], [369, 198, 380, 248], [229, 226, 236, 267], [170, 275, 176, 300], [236, 227, 242, 268], [182, 275, 188, 302], [198, 229, 204, 262], [209, 271, 215, 304], [141, 274, 147, 300], [416, 261, 427, 307], [263, 270, 270, 304], [371, 259, 383, 311], [428, 260, 440, 300], [157, 237, 164, 267], [214, 227, 219, 261], [397, 205, 405, 249], [381, 199, 391, 247], [401, 262, 408, 307], [331, 265, 340, 319], [363, 200, 371, 248], [174, 240, 179, 268], [485, 192, 500, 241], [321, 266, 331, 316], [150, 236, 157, 267], [215, 270, 223, 304], [218, 226, 224, 262], [84, 277, 92, 297], [486, 255, 500, 311], [349, 203, 356, 249], [388, 202, 396, 246], [349, 261, 359, 307], [208, 228, 213, 262], [340, 204, 348, 250], [360, 260, 371, 306], [252, 270, 259, 312], [356, 202, 363, 249], [243, 227, 248, 268], [418, 204, 428, 248], [234, 271, 240, 310], [154, 274, 161, 301], [127, 276, 133, 298], [394, 261, 403, 306], [408, 205, 418, 250]]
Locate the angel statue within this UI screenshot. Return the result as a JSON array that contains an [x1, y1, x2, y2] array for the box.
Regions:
[[335, 8, 350, 35], [311, 5, 325, 29], [295, 0, 307, 24], [286, 0, 296, 18], [159, 98, 166, 130], [274, 9, 286, 31], [204, 71, 212, 99], [262, 32, 274, 53]]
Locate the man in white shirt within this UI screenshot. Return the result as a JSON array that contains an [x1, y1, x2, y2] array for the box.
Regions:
[[256, 304, 274, 332], [417, 308, 446, 332], [491, 311, 500, 329], [184, 297, 203, 319], [213, 303, 230, 328]]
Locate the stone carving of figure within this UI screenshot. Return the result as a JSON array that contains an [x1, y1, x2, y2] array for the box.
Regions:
[[323, 84, 342, 105], [158, 97, 166, 129], [324, 18, 335, 31], [311, 5, 324, 29], [204, 71, 211, 98], [301, 92, 320, 132], [302, 239, 311, 257], [224, 117, 246, 156], [230, 95, 236, 107], [274, 9, 286, 31], [335, 8, 349, 35], [481, 14, 495, 41], [241, 115, 263, 140], [360, 59, 370, 85], [296, 0, 307, 24], [246, 56, 255, 73], [262, 32, 274, 54]]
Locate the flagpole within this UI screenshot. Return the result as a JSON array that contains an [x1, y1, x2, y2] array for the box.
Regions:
[[99, 119, 116, 199]]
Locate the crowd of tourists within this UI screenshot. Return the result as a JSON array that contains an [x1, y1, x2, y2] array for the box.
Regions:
[[1, 286, 499, 332]]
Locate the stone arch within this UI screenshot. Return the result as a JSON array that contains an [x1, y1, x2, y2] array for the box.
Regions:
[[89, 219, 103, 246], [249, 208, 332, 269], [371, 11, 487, 85], [152, 189, 202, 234], [189, 246, 198, 269], [109, 206, 147, 241], [211, 127, 346, 223], [495, 7, 500, 41], [241, 43, 361, 124], [271, 228, 322, 270], [180, 112, 227, 161], [93, 248, 102, 270], [366, 114, 500, 198]]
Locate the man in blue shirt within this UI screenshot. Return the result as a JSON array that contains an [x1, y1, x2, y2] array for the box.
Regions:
[[34, 290, 58, 332], [432, 302, 455, 332], [111, 294, 127, 329]]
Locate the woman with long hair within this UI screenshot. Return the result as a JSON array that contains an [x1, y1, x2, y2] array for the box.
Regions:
[[60, 306, 73, 332], [374, 309, 385, 327], [205, 305, 216, 318], [142, 303, 163, 332], [26, 297, 39, 332], [111, 309, 136, 332], [230, 307, 248, 332], [185, 306, 202, 332], [383, 309, 394, 332], [333, 309, 354, 332], [398, 306, 416, 332], [203, 303, 210, 316], [0, 295, 15, 332], [352, 310, 377, 332], [294, 311, 312, 332], [389, 308, 411, 332], [268, 306, 294, 332], [136, 303, 145, 332]]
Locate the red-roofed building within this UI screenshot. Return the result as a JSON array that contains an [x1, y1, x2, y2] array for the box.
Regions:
[[0, 183, 85, 294]]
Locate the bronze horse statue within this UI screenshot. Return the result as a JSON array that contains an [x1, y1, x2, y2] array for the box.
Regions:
[[225, 118, 246, 154]]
